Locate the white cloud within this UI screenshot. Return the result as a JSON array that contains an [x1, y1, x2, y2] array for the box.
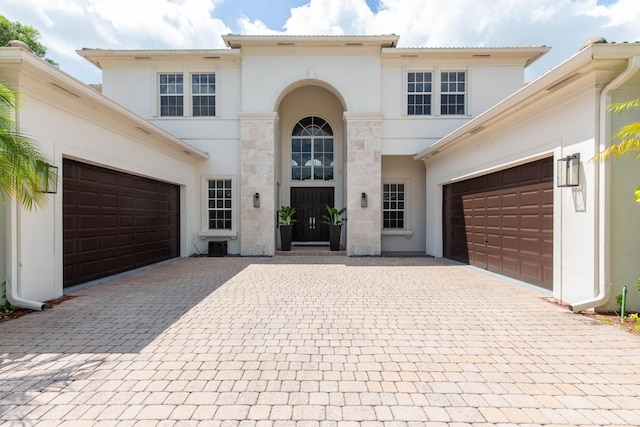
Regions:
[[3, 0, 640, 83], [283, 0, 374, 35]]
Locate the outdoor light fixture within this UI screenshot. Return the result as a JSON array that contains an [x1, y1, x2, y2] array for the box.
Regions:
[[557, 154, 580, 187], [38, 164, 58, 194], [361, 192, 368, 208], [253, 192, 260, 208]]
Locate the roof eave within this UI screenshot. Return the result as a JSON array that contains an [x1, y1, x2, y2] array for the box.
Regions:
[[222, 34, 400, 49], [414, 46, 597, 162], [7, 48, 209, 161]]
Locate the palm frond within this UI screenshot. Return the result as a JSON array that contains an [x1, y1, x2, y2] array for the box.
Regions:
[[608, 99, 640, 113], [0, 82, 51, 210]]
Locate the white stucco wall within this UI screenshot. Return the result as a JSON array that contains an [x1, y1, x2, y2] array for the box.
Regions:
[[241, 48, 381, 113], [424, 87, 600, 304], [380, 63, 527, 156], [608, 85, 640, 312], [381, 156, 426, 252], [12, 76, 199, 303]]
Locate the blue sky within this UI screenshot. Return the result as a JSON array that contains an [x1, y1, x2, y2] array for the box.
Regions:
[[216, 0, 380, 31], [3, 0, 640, 84]]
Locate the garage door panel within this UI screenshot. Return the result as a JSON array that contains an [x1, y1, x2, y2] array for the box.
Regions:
[[520, 214, 542, 231], [502, 256, 519, 275], [501, 193, 517, 208], [520, 237, 541, 255], [443, 157, 553, 290], [501, 235, 518, 251], [521, 260, 542, 282], [520, 190, 541, 208], [63, 159, 179, 288], [79, 191, 99, 206]]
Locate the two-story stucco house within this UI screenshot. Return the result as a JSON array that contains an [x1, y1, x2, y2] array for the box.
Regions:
[[1, 34, 639, 313]]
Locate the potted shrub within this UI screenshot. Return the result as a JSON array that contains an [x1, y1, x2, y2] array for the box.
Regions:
[[277, 206, 296, 251], [322, 205, 346, 251]]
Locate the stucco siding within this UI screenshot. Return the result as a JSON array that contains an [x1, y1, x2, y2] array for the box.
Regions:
[[609, 86, 640, 312], [381, 156, 426, 252], [424, 88, 599, 304], [14, 78, 198, 303]]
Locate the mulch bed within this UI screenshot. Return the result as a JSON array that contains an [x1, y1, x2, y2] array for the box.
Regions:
[[0, 295, 76, 323]]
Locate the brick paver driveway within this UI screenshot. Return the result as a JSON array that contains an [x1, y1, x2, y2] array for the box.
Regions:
[[2, 256, 640, 426]]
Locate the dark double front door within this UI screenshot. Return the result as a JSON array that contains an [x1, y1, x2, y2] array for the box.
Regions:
[[291, 187, 334, 242]]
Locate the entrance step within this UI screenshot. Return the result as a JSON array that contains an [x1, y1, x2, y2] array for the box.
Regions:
[[276, 246, 346, 256]]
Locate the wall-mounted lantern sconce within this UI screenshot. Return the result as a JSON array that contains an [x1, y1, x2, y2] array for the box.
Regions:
[[38, 164, 58, 194], [253, 192, 260, 208], [557, 154, 580, 187], [361, 192, 368, 208]]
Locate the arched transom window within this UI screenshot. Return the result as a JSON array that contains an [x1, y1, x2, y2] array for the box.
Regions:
[[291, 116, 334, 181]]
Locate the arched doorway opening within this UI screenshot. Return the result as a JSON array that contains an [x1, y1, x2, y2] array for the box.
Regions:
[[276, 84, 345, 246], [290, 116, 334, 242]]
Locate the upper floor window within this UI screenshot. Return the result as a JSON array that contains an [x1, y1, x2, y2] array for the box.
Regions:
[[192, 73, 216, 117], [441, 71, 466, 115], [407, 72, 432, 115], [159, 73, 183, 117], [291, 116, 334, 181]]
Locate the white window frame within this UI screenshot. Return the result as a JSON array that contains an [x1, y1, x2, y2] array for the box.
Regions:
[[199, 175, 238, 238], [191, 72, 216, 117], [440, 70, 467, 115], [158, 72, 184, 117], [404, 66, 469, 117], [406, 70, 433, 116], [381, 179, 412, 237], [156, 67, 218, 118]]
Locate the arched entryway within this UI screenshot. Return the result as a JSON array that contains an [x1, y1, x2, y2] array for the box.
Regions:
[[276, 84, 345, 246], [290, 116, 335, 242]]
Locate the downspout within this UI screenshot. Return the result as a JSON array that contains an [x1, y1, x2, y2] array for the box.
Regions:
[[570, 55, 640, 312], [5, 199, 45, 311]]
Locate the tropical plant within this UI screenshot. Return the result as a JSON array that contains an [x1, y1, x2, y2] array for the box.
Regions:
[[0, 82, 54, 210], [322, 205, 346, 226], [593, 99, 640, 202], [277, 205, 297, 225]]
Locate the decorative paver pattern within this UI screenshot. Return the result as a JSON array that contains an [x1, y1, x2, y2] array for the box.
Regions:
[[2, 256, 640, 426]]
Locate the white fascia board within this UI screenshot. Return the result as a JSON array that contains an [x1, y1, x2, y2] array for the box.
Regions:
[[413, 46, 599, 161], [76, 48, 241, 70], [5, 48, 209, 161], [383, 46, 550, 68], [222, 34, 400, 49]]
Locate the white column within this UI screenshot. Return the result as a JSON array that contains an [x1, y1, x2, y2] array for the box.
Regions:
[[239, 113, 278, 256], [344, 112, 383, 256]]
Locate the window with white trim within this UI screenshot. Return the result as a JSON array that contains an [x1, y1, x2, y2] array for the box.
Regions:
[[440, 71, 466, 115], [291, 116, 334, 181], [192, 73, 216, 116], [383, 182, 406, 229], [159, 73, 184, 116], [407, 72, 432, 115], [207, 179, 232, 230]]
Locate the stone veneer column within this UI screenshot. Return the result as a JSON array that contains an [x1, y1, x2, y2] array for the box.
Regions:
[[344, 112, 383, 256], [239, 113, 277, 256]]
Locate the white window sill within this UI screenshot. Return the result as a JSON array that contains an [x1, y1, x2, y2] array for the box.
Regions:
[[382, 229, 414, 238], [199, 230, 238, 240]]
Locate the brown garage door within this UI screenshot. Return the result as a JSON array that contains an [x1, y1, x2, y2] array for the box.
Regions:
[[443, 157, 553, 290], [63, 159, 180, 288]]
